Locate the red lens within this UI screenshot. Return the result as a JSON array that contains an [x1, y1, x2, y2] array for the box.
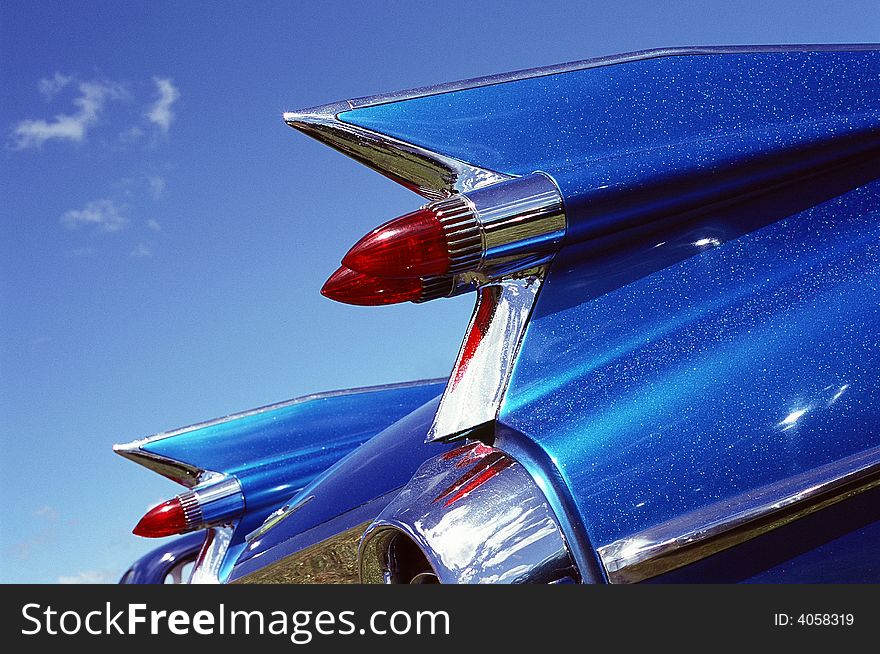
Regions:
[[133, 497, 189, 538], [320, 266, 423, 305], [342, 207, 450, 278]]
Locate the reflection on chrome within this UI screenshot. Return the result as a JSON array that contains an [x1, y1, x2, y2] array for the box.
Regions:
[[359, 443, 578, 584], [283, 106, 510, 199], [189, 523, 236, 584], [232, 522, 366, 584], [598, 444, 880, 583], [428, 270, 545, 442], [693, 237, 722, 247]]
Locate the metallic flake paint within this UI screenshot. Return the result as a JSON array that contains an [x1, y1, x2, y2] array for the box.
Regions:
[[501, 177, 880, 579]]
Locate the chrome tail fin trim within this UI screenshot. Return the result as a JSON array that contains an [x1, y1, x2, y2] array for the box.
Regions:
[[427, 269, 545, 442], [283, 107, 510, 199]]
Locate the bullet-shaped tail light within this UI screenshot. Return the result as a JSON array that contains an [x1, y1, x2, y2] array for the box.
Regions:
[[132, 476, 244, 538], [342, 196, 482, 279], [320, 267, 456, 306], [133, 496, 191, 538], [323, 173, 566, 305]]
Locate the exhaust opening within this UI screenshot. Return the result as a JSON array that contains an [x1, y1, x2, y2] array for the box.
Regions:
[[361, 528, 439, 584]]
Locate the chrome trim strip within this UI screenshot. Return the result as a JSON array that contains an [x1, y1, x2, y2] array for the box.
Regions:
[[343, 45, 880, 110], [189, 523, 236, 584], [245, 494, 314, 543], [468, 173, 566, 265], [416, 275, 457, 303], [427, 270, 545, 442], [177, 490, 204, 528], [598, 445, 880, 583], [112, 446, 204, 487], [191, 475, 245, 525], [415, 173, 566, 283], [431, 194, 482, 273], [283, 108, 510, 199]]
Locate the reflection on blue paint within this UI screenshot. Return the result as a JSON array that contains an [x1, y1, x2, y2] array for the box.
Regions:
[[500, 179, 880, 549], [342, 52, 880, 180]]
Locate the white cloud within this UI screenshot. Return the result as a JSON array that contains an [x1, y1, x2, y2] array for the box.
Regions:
[[146, 77, 180, 132], [147, 175, 166, 199], [38, 73, 73, 100], [61, 199, 128, 233], [58, 570, 118, 584], [146, 218, 161, 231], [11, 79, 126, 149], [130, 242, 152, 258]]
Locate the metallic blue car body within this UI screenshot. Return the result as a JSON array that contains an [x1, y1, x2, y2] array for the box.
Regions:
[[117, 380, 445, 582], [329, 45, 880, 582], [499, 172, 880, 581], [121, 45, 880, 583], [228, 397, 456, 582], [340, 50, 879, 184], [120, 531, 206, 585]]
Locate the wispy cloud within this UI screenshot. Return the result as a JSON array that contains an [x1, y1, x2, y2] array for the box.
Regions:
[[147, 175, 166, 199], [61, 199, 128, 233], [130, 242, 152, 258], [11, 78, 126, 149], [146, 218, 161, 231], [146, 77, 180, 132], [58, 570, 118, 584], [37, 73, 73, 100]]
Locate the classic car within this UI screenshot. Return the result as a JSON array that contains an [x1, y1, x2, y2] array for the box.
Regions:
[[117, 44, 880, 584]]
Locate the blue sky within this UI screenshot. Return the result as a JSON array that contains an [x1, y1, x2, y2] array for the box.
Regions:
[[1, 1, 878, 583]]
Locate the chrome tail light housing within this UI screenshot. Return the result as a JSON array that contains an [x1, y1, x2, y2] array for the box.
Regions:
[[359, 442, 578, 584]]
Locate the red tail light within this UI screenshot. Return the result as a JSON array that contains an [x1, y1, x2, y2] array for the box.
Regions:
[[342, 207, 453, 278], [132, 477, 243, 538], [133, 497, 189, 538], [323, 174, 565, 306], [321, 266, 424, 305]]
